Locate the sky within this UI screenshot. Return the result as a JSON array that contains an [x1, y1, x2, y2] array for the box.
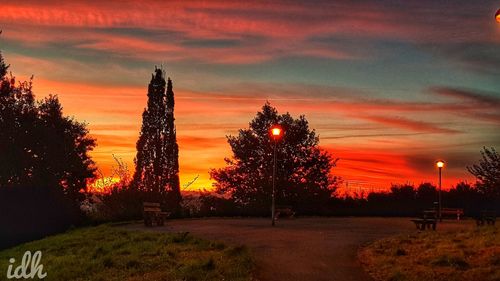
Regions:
[[1, 1, 499, 193]]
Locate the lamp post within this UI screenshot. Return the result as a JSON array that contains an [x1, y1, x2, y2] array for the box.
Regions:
[[270, 125, 282, 226], [436, 160, 445, 222]]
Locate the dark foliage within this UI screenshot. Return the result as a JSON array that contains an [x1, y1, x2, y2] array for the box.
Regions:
[[0, 51, 96, 201], [0, 186, 83, 250], [210, 102, 339, 214], [132, 67, 181, 212], [181, 181, 497, 218], [467, 147, 500, 200], [182, 194, 241, 217], [91, 187, 144, 222], [0, 51, 94, 248], [0, 87, 96, 201], [0, 50, 12, 97], [325, 181, 496, 217]]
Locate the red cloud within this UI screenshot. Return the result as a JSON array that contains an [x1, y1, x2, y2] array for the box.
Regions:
[[3, 0, 493, 65], [358, 116, 460, 134]]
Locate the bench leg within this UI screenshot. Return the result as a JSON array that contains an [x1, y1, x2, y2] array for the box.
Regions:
[[144, 217, 152, 227]]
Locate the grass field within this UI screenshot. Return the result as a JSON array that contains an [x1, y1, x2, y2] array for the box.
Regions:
[[0, 224, 253, 281], [359, 225, 500, 281]]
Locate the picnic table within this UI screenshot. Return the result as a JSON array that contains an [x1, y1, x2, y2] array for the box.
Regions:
[[476, 211, 496, 226], [411, 210, 437, 230]]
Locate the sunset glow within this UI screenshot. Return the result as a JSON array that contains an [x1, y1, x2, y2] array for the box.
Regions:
[[1, 1, 499, 193]]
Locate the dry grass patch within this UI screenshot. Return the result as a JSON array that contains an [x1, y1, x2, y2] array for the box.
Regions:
[[359, 225, 500, 281]]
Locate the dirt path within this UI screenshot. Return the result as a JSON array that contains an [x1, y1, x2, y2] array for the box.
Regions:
[[125, 217, 472, 281]]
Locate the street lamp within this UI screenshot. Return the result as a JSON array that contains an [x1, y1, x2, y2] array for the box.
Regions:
[[270, 125, 282, 226], [496, 9, 500, 23], [436, 160, 444, 222]]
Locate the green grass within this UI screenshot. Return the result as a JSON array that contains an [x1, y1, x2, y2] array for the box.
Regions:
[[0, 225, 253, 281], [359, 225, 500, 281]]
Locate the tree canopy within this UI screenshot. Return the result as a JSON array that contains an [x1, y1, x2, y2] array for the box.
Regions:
[[210, 102, 338, 212], [0, 52, 96, 202], [468, 147, 500, 198]]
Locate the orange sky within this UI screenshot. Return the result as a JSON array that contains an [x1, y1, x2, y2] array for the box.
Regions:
[[2, 1, 499, 193]]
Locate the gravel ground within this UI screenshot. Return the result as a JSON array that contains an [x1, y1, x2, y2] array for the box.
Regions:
[[125, 217, 474, 281]]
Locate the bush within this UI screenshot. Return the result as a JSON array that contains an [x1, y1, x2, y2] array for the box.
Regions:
[[86, 187, 144, 223], [0, 186, 83, 250]]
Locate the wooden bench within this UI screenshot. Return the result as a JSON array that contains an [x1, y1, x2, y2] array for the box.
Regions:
[[476, 211, 496, 226], [411, 210, 437, 230], [143, 202, 170, 227], [274, 205, 295, 220], [440, 208, 464, 220]]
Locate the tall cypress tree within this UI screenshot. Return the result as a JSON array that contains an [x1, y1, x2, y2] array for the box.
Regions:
[[133, 67, 181, 207], [164, 78, 181, 202]]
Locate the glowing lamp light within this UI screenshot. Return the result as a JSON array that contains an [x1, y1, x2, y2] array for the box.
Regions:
[[270, 125, 282, 140], [436, 160, 445, 168], [272, 127, 281, 137], [496, 9, 500, 23]]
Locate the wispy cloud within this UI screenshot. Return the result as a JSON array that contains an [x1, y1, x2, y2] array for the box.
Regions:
[[432, 87, 500, 106], [358, 116, 461, 134], [3, 0, 497, 66]]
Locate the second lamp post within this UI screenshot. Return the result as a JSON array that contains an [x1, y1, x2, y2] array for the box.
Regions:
[[436, 160, 445, 222]]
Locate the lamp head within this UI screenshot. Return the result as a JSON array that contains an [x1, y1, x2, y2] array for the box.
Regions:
[[270, 125, 282, 139], [436, 160, 445, 168]]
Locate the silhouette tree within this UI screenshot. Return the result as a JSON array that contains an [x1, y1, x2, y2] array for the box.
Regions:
[[416, 182, 437, 206], [210, 102, 338, 212], [446, 181, 482, 215], [467, 147, 500, 199], [0, 50, 13, 97], [390, 184, 416, 200], [0, 49, 8, 80], [132, 67, 181, 208], [0, 51, 96, 201]]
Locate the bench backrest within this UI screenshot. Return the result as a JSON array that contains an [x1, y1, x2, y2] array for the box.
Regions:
[[143, 202, 161, 212], [441, 208, 464, 214]]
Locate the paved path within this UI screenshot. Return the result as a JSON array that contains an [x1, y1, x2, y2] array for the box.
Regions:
[[126, 217, 473, 281]]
